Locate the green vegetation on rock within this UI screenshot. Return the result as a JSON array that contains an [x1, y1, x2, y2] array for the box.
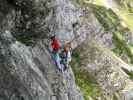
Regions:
[[84, 4, 133, 64], [15, 35, 34, 46], [116, 0, 133, 13], [71, 51, 103, 100], [89, 4, 120, 31], [71, 1, 133, 99], [112, 31, 133, 64]]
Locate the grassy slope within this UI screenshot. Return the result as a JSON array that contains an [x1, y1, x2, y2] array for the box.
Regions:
[[92, 0, 133, 31], [91, 4, 133, 64], [79, 2, 133, 64], [72, 0, 133, 99]]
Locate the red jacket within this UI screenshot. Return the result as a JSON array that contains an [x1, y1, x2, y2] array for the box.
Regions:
[[51, 38, 61, 52]]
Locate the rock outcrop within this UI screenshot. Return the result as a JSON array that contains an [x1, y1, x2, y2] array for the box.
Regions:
[[0, 30, 84, 100], [0, 0, 133, 100], [74, 39, 133, 100], [0, 0, 84, 100]]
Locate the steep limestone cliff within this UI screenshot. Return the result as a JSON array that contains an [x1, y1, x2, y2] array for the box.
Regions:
[[0, 0, 84, 100], [0, 0, 133, 100]]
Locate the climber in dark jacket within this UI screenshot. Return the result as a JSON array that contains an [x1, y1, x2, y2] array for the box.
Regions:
[[61, 42, 72, 71]]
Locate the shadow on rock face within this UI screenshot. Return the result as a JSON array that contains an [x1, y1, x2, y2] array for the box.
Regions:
[[0, 0, 50, 46], [0, 0, 12, 22]]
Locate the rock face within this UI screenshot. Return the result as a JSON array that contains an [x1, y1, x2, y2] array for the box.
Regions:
[[74, 39, 133, 100], [0, 31, 84, 100], [0, 0, 133, 100], [0, 0, 84, 100]]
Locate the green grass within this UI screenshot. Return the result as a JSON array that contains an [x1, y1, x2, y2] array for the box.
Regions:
[[112, 31, 133, 64], [127, 71, 133, 79], [80, 3, 133, 64], [15, 35, 34, 46], [122, 68, 133, 79], [88, 4, 120, 31], [89, 0, 133, 31]]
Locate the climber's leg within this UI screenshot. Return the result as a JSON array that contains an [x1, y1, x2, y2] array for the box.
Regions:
[[54, 53, 64, 73], [63, 61, 68, 71]]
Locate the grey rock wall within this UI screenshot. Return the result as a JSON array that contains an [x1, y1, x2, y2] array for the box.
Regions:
[[74, 39, 133, 100], [1, 0, 133, 100], [0, 0, 84, 100], [0, 31, 84, 100]]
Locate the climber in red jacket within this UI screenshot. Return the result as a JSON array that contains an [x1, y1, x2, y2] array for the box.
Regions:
[[49, 35, 63, 72], [50, 35, 61, 53]]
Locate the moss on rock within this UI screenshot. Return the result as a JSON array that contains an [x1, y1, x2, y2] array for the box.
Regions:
[[71, 50, 103, 100]]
